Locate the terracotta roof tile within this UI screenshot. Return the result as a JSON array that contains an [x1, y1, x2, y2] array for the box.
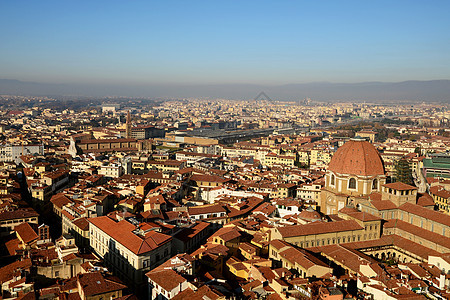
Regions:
[[382, 182, 417, 191], [399, 202, 450, 227], [328, 140, 384, 176], [0, 259, 32, 283], [384, 219, 450, 249], [343, 234, 440, 260], [370, 200, 397, 210], [0, 209, 39, 221], [50, 194, 73, 209], [277, 220, 363, 238], [146, 269, 186, 291], [88, 216, 172, 255], [77, 272, 127, 296], [15, 222, 38, 244], [72, 217, 89, 231]]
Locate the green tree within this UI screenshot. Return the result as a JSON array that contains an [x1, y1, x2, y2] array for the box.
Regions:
[[394, 157, 413, 185], [414, 146, 421, 155]]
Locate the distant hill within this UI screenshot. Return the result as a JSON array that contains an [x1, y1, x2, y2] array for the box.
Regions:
[[0, 79, 449, 102]]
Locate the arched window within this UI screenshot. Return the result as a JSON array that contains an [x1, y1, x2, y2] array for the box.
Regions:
[[348, 178, 356, 189], [331, 174, 335, 185], [372, 179, 378, 190]]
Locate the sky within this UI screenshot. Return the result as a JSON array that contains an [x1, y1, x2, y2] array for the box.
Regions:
[[1, 0, 450, 86]]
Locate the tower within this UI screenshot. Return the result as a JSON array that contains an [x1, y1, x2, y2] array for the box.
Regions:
[[126, 111, 131, 139]]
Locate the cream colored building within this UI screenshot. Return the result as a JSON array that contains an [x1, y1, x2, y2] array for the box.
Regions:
[[88, 216, 172, 295], [269, 239, 332, 278]]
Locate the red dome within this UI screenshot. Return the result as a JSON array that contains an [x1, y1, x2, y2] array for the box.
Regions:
[[328, 139, 384, 176]]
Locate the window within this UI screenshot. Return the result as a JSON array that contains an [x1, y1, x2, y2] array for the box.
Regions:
[[331, 174, 335, 185], [372, 179, 377, 190], [348, 178, 356, 189], [143, 259, 150, 268]]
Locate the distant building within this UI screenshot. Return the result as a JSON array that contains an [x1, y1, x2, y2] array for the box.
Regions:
[[126, 125, 165, 139], [76, 138, 139, 153], [355, 130, 377, 142], [102, 103, 121, 113], [423, 152, 450, 179], [0, 144, 44, 163]]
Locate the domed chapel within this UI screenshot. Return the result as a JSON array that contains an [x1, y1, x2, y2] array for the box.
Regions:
[[320, 137, 387, 215]]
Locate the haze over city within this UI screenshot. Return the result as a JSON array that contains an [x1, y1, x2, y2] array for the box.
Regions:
[[1, 1, 450, 100]]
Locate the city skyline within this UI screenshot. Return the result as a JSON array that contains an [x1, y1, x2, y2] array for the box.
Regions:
[[1, 0, 450, 90]]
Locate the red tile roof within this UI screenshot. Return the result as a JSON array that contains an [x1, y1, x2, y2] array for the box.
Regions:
[[429, 185, 450, 199], [343, 235, 440, 260], [73, 217, 89, 231], [50, 194, 72, 209], [0, 259, 32, 283], [88, 216, 172, 255], [0, 209, 39, 221], [188, 204, 226, 216], [146, 269, 187, 291], [279, 246, 329, 269], [340, 210, 382, 222], [370, 200, 397, 211], [416, 193, 435, 207], [77, 272, 127, 296], [209, 226, 241, 242], [190, 174, 228, 183], [382, 182, 417, 191], [15, 222, 38, 244], [277, 220, 363, 238], [399, 202, 450, 227], [173, 221, 210, 243], [328, 139, 384, 176], [308, 244, 377, 273], [5, 237, 21, 255], [384, 219, 450, 249]]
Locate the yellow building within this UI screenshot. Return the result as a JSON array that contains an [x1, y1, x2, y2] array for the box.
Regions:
[[271, 218, 379, 248], [355, 130, 377, 143], [430, 185, 450, 214], [269, 239, 332, 278], [297, 150, 310, 165], [310, 148, 332, 166], [146, 160, 185, 172], [263, 153, 295, 167]]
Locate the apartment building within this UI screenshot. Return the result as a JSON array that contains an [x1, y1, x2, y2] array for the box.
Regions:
[[0, 144, 44, 163], [88, 216, 172, 295]]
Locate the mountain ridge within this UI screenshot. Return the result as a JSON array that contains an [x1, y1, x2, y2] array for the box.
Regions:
[[0, 79, 449, 102]]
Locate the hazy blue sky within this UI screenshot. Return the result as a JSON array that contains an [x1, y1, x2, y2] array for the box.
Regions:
[[1, 1, 449, 85]]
